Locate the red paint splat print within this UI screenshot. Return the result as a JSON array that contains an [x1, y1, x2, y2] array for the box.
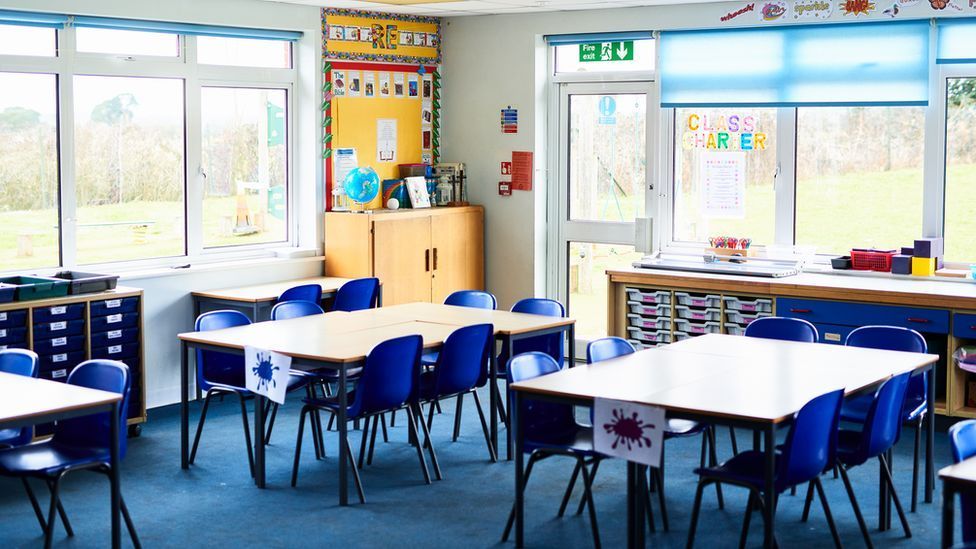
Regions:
[[603, 408, 656, 451], [840, 0, 876, 13]]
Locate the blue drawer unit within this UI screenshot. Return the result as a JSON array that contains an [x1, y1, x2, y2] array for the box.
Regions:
[[92, 343, 140, 360], [777, 297, 949, 334], [39, 350, 85, 372], [89, 312, 138, 332], [33, 335, 85, 354], [33, 318, 85, 338], [0, 325, 28, 346], [0, 309, 27, 328], [32, 302, 85, 323], [90, 327, 139, 348], [90, 296, 139, 317], [813, 323, 856, 346], [953, 313, 976, 339], [39, 366, 72, 383]]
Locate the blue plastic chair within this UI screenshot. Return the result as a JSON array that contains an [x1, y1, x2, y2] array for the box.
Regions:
[[949, 420, 976, 544], [0, 349, 39, 448], [270, 300, 325, 320], [421, 290, 497, 368], [822, 371, 913, 546], [418, 324, 496, 464], [0, 360, 140, 548], [687, 389, 845, 549], [585, 336, 634, 364], [332, 277, 380, 312], [278, 283, 322, 305], [292, 335, 430, 502], [191, 310, 256, 476], [501, 352, 605, 548], [839, 325, 928, 511], [744, 316, 819, 343]]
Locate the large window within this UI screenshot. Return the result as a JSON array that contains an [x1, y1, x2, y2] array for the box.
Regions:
[[944, 77, 976, 263], [0, 17, 298, 273]]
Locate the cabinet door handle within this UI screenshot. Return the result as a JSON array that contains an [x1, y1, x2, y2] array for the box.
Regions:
[[790, 308, 812, 314], [906, 317, 930, 324], [425, 249, 430, 272], [433, 248, 438, 271]]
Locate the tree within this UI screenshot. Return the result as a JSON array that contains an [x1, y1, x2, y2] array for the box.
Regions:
[[0, 107, 41, 133], [92, 93, 138, 203]]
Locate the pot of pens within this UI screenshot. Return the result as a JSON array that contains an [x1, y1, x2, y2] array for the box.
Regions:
[[707, 236, 756, 259]]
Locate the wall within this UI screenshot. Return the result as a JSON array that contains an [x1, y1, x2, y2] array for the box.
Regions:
[[439, 1, 968, 309]]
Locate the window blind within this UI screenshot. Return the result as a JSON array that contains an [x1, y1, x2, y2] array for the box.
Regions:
[[71, 16, 302, 41], [937, 18, 976, 64], [0, 10, 68, 28]]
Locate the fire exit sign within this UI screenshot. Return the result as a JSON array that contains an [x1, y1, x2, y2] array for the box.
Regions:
[[579, 41, 634, 62]]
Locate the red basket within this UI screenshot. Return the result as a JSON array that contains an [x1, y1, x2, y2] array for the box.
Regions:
[[850, 249, 897, 272]]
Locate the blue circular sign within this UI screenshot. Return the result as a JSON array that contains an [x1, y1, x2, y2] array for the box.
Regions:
[[599, 96, 616, 117]]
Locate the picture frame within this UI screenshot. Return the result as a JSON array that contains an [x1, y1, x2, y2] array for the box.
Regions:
[[405, 176, 431, 208]]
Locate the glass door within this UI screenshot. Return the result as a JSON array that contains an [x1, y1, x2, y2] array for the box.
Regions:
[[554, 81, 655, 358]]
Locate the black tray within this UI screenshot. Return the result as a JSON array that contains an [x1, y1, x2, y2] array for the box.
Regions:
[[50, 271, 119, 295]]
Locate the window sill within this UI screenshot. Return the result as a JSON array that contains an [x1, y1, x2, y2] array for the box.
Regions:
[[117, 254, 324, 283]]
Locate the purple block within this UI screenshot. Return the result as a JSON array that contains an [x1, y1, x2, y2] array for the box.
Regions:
[[892, 254, 913, 275], [937, 256, 944, 270], [914, 238, 944, 259], [901, 247, 915, 256]]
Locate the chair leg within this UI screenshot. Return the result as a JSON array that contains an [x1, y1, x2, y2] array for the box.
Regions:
[[472, 390, 497, 462], [739, 490, 755, 549], [641, 469, 656, 533], [22, 478, 48, 532], [406, 406, 432, 485], [656, 448, 670, 532], [357, 415, 371, 469], [264, 402, 280, 446], [707, 427, 725, 510], [311, 409, 325, 460], [45, 479, 73, 537], [235, 392, 256, 478], [120, 496, 142, 549], [879, 454, 912, 538], [380, 413, 389, 443], [813, 477, 842, 549], [838, 465, 874, 549], [492, 381, 508, 425], [576, 459, 601, 515], [188, 390, 214, 465], [729, 426, 739, 455], [685, 480, 707, 549], [453, 395, 464, 442], [558, 461, 582, 517], [578, 459, 602, 549], [502, 454, 538, 542], [343, 434, 366, 504], [389, 409, 396, 427], [426, 400, 436, 433], [801, 480, 815, 522], [367, 415, 380, 466], [911, 415, 922, 513], [416, 403, 442, 481], [292, 406, 309, 487], [43, 477, 62, 549]]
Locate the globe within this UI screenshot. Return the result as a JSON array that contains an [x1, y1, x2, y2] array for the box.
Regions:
[[343, 167, 380, 206]]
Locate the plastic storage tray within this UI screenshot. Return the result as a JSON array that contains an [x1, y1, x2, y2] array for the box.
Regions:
[[673, 331, 693, 342], [0, 283, 14, 304], [675, 292, 721, 309], [51, 271, 119, 295], [674, 306, 722, 322], [673, 319, 722, 335], [725, 324, 746, 336], [0, 276, 69, 301], [723, 296, 773, 313], [626, 288, 671, 305], [626, 327, 672, 344], [628, 303, 672, 318], [724, 310, 767, 325], [627, 314, 671, 331]]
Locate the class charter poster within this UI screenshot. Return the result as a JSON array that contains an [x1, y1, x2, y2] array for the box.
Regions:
[[699, 151, 745, 219]]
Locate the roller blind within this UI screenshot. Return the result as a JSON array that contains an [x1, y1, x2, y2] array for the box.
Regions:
[[71, 16, 302, 41], [660, 21, 930, 107], [937, 18, 976, 64], [545, 31, 653, 45], [0, 10, 68, 28]]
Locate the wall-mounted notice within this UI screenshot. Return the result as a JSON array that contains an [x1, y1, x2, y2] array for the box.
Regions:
[[501, 106, 518, 134], [334, 147, 359, 186], [377, 119, 397, 162], [511, 151, 533, 191], [700, 151, 745, 219]]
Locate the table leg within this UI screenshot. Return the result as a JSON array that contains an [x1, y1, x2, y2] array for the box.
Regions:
[[942, 484, 955, 549], [180, 341, 189, 469], [110, 401, 121, 549], [513, 390, 524, 548], [490, 336, 499, 460], [627, 462, 636, 548], [567, 324, 576, 367], [192, 295, 201, 321], [254, 394, 266, 488], [763, 426, 775, 549], [377, 285, 383, 307], [926, 366, 935, 504], [338, 365, 349, 506], [505, 335, 513, 461], [753, 431, 761, 452], [252, 302, 260, 323]]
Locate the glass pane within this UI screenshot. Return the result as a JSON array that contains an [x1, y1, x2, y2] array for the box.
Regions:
[[555, 40, 655, 73], [569, 94, 646, 222], [76, 28, 179, 57], [202, 87, 288, 248], [569, 242, 643, 340], [74, 76, 185, 264], [0, 73, 59, 270], [673, 108, 777, 245], [795, 106, 924, 255], [945, 77, 976, 263], [0, 25, 56, 56], [197, 36, 291, 68]]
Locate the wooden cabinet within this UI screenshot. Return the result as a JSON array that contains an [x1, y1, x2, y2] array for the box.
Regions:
[[324, 206, 485, 306]]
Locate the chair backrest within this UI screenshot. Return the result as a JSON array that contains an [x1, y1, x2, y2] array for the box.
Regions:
[[507, 352, 577, 443], [856, 371, 912, 461], [779, 389, 845, 488], [351, 334, 422, 416], [278, 283, 322, 304], [445, 290, 497, 310], [587, 337, 635, 364], [0, 349, 39, 447], [333, 277, 380, 312], [744, 316, 818, 342], [53, 360, 131, 458], [847, 325, 928, 414], [950, 419, 976, 464], [195, 310, 251, 390], [433, 323, 493, 396], [510, 298, 566, 364], [271, 300, 325, 321]]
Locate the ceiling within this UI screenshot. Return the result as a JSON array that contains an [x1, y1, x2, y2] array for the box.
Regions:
[[272, 0, 715, 17]]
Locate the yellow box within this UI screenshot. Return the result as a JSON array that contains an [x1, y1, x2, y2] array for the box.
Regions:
[[912, 256, 936, 277]]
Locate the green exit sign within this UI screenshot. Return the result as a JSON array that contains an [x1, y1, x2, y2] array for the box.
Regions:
[[579, 41, 634, 62]]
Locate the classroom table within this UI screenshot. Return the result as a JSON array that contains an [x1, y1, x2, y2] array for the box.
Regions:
[[0, 372, 124, 548], [177, 312, 458, 504], [191, 276, 376, 321], [364, 302, 577, 459], [940, 456, 976, 548], [509, 334, 938, 549]]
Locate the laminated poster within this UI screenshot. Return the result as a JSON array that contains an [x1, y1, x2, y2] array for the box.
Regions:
[[364, 72, 376, 98], [511, 151, 533, 191], [700, 151, 746, 219], [422, 102, 433, 125], [422, 75, 433, 99], [408, 74, 419, 98], [377, 119, 397, 163], [334, 147, 359, 187], [329, 25, 344, 41], [348, 71, 361, 97], [332, 70, 346, 97], [394, 73, 405, 97], [379, 73, 391, 97]]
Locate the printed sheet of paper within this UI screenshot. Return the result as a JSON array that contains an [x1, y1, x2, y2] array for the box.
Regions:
[[377, 119, 397, 162], [244, 346, 291, 405], [699, 151, 746, 218], [334, 147, 358, 185], [593, 398, 665, 467]]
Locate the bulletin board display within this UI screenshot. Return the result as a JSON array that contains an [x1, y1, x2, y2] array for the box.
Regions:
[[322, 8, 441, 64]]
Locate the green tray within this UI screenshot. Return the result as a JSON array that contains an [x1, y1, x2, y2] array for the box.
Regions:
[[0, 276, 70, 301]]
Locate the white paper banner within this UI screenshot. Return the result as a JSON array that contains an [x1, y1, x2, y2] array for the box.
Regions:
[[593, 398, 666, 468], [245, 346, 291, 405]]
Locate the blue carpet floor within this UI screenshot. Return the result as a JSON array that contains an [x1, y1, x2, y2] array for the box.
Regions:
[[0, 388, 960, 548]]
